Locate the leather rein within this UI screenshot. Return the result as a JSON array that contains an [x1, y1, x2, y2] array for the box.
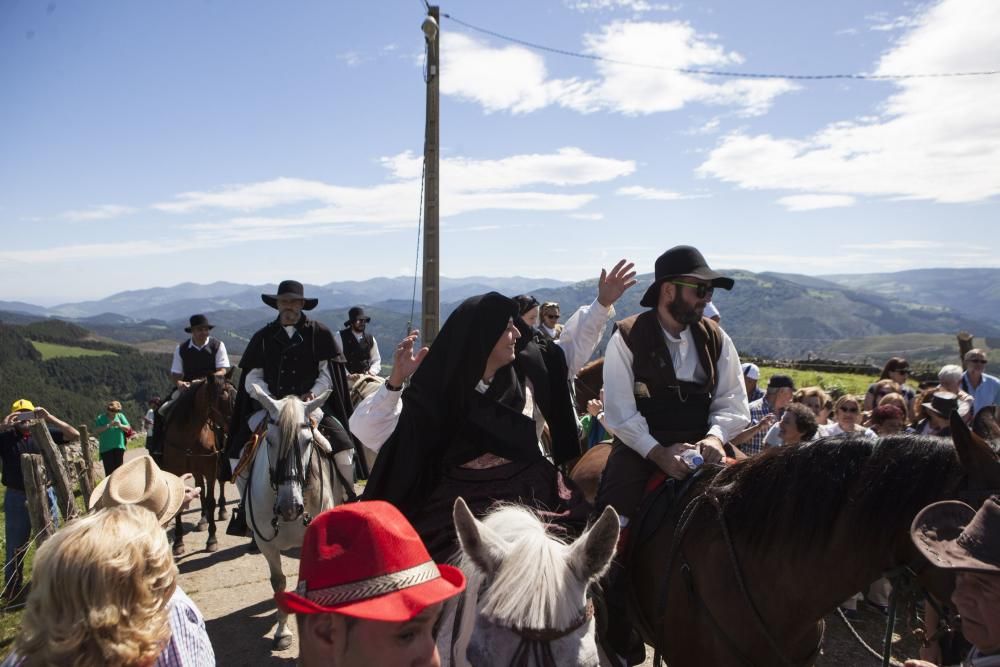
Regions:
[[498, 599, 595, 667]]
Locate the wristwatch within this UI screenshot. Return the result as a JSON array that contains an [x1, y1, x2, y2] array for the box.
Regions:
[[385, 380, 403, 392]]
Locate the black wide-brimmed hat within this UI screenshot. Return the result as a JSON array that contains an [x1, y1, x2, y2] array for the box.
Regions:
[[640, 245, 735, 308], [184, 314, 216, 333], [345, 306, 371, 328], [922, 391, 959, 419], [261, 280, 318, 311]]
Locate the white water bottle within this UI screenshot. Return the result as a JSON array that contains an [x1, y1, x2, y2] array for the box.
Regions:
[[680, 448, 704, 470]]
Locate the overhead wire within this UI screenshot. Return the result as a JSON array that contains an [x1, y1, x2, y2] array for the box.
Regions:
[[441, 12, 1000, 81]]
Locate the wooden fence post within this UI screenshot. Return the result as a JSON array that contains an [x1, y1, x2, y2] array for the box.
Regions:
[[75, 460, 95, 512], [20, 454, 54, 546], [29, 422, 79, 522], [957, 332, 974, 367], [77, 424, 97, 492]]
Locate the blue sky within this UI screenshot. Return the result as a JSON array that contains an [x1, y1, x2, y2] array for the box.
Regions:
[[2, 0, 998, 305]]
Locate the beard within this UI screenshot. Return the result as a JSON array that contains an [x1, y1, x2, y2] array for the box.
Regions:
[[666, 290, 703, 326]]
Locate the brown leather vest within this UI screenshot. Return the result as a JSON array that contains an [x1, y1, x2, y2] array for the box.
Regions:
[[615, 309, 723, 445]]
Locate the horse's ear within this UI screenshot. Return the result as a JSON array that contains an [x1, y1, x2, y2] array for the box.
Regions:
[[453, 497, 505, 576], [568, 505, 619, 582], [252, 384, 281, 418], [304, 390, 332, 416], [951, 411, 1000, 487]]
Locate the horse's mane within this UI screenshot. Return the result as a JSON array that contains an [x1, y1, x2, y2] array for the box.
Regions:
[[275, 396, 306, 458], [456, 504, 580, 632], [713, 434, 965, 557]]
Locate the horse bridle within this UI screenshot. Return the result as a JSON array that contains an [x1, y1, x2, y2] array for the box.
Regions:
[[490, 600, 595, 667], [247, 418, 324, 542]]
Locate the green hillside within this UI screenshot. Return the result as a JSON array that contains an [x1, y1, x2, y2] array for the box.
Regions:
[[30, 340, 118, 360], [0, 324, 170, 428]]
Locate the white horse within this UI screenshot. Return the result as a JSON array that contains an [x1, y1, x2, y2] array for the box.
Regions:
[[443, 498, 619, 667], [238, 387, 341, 650]]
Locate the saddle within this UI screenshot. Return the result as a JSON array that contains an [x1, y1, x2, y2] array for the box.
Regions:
[[230, 421, 268, 481]]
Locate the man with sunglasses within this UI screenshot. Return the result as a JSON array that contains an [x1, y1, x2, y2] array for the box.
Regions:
[[962, 349, 1000, 418], [596, 245, 750, 664]]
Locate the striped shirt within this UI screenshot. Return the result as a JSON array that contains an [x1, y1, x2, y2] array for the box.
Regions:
[[156, 587, 215, 667], [742, 396, 774, 456]]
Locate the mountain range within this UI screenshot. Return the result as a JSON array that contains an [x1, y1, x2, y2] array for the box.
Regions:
[[3, 269, 998, 365]]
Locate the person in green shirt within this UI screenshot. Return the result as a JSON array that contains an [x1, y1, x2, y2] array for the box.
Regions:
[[95, 400, 129, 476]]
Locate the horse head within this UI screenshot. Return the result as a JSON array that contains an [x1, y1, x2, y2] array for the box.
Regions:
[[451, 497, 618, 667], [253, 386, 331, 523]]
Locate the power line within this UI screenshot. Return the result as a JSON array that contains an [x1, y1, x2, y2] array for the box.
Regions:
[[441, 12, 1000, 81]]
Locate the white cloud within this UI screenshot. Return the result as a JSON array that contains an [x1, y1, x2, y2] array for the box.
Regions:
[[337, 51, 364, 67], [617, 185, 690, 200], [61, 204, 136, 221], [776, 194, 856, 211], [698, 0, 1000, 204], [866, 11, 920, 32], [569, 212, 605, 220], [441, 23, 796, 116], [565, 0, 680, 13]]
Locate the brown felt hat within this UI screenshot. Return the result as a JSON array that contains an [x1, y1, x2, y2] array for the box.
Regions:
[[922, 391, 960, 419], [89, 455, 185, 526], [911, 495, 1000, 573]]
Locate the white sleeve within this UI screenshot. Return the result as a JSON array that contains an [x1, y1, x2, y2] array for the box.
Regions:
[[245, 368, 269, 400], [348, 385, 403, 453], [763, 423, 782, 447], [706, 331, 752, 442], [311, 362, 332, 397], [555, 299, 613, 379], [215, 341, 231, 369], [170, 345, 183, 376], [368, 338, 382, 375], [601, 331, 659, 458]]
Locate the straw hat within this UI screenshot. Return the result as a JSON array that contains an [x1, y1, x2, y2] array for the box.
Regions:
[[88, 456, 185, 526]]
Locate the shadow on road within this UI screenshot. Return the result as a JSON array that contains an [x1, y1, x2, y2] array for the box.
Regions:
[[176, 541, 254, 575], [206, 598, 297, 666]]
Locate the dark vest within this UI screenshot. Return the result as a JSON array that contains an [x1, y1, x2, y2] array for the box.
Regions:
[[615, 310, 723, 445], [340, 329, 374, 374], [179, 338, 221, 381], [261, 323, 326, 399]]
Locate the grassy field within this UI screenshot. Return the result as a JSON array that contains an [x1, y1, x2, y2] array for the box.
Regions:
[[757, 365, 884, 398], [29, 340, 118, 360]]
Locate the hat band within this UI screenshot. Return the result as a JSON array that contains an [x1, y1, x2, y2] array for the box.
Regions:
[[298, 560, 440, 607]]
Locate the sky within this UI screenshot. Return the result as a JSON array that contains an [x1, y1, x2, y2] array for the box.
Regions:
[[1, 0, 998, 305]]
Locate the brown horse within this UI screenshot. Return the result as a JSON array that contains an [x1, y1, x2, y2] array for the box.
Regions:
[[162, 375, 235, 555], [618, 414, 1000, 667]]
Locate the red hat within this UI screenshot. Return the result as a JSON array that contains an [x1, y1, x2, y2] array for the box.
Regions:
[[276, 501, 465, 621]]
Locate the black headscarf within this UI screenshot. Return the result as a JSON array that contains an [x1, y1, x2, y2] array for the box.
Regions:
[[363, 292, 554, 514]]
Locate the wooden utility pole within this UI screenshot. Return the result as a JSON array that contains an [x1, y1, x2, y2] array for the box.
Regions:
[[421, 5, 441, 345], [77, 424, 98, 491]]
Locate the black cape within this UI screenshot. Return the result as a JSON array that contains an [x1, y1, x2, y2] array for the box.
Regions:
[[361, 292, 581, 518]]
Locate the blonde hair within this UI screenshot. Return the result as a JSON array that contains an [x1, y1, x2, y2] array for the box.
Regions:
[[17, 505, 177, 666]]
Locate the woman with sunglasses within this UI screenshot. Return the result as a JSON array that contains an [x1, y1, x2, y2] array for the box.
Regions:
[[820, 394, 876, 439], [864, 357, 916, 413]]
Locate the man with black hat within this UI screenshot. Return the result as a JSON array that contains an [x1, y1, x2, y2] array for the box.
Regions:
[[226, 281, 357, 511], [596, 245, 750, 664], [339, 306, 381, 376], [731, 374, 795, 455], [917, 391, 960, 437], [150, 314, 231, 456]]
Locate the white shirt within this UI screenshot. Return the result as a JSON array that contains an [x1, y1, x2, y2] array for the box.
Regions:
[[818, 422, 877, 439], [349, 299, 615, 453], [170, 337, 230, 376], [352, 331, 382, 375], [602, 321, 750, 459]]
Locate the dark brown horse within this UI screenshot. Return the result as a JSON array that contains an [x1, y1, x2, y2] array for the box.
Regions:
[[617, 415, 1000, 666], [162, 375, 235, 555]]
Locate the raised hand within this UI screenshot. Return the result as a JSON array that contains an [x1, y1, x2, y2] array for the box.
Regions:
[[597, 259, 638, 307], [388, 330, 429, 387]]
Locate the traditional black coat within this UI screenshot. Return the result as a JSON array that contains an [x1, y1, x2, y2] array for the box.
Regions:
[[225, 315, 355, 464], [339, 328, 375, 374]]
